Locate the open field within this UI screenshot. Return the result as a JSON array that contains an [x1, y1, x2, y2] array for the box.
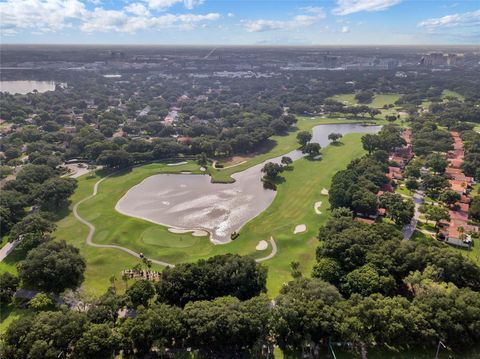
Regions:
[[330, 93, 401, 108], [442, 89, 465, 101], [53, 133, 367, 295]]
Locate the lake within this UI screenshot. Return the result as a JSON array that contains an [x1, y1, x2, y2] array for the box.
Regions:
[[0, 80, 57, 94], [116, 123, 381, 244]]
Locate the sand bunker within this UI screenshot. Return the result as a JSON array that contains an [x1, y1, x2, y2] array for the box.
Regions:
[[256, 240, 268, 251], [313, 155, 321, 160], [314, 201, 322, 214], [167, 161, 188, 166], [200, 167, 207, 172], [294, 224, 307, 234], [321, 188, 329, 195], [168, 228, 208, 237]]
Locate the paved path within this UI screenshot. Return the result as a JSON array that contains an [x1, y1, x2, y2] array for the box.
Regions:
[[74, 169, 279, 266], [256, 237, 277, 262], [0, 240, 20, 262], [402, 189, 424, 240], [73, 173, 175, 267]]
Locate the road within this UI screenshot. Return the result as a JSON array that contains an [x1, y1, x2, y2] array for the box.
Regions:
[[402, 189, 424, 240]]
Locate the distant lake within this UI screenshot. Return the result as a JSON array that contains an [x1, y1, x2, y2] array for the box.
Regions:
[[0, 80, 57, 94]]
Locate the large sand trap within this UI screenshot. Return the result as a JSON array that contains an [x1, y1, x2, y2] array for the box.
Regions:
[[167, 161, 188, 166], [321, 188, 329, 195], [314, 201, 322, 214], [256, 240, 268, 251], [294, 224, 307, 234], [168, 228, 208, 237]]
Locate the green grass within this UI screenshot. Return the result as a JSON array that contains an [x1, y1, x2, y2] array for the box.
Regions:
[[0, 305, 34, 334], [442, 89, 465, 101], [208, 116, 368, 183], [330, 93, 401, 109], [53, 133, 368, 296]]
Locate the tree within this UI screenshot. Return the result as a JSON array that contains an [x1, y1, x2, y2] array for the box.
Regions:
[[368, 108, 381, 119], [2, 310, 88, 358], [438, 190, 461, 208], [18, 240, 86, 293], [0, 272, 19, 305], [302, 142, 321, 157], [261, 162, 283, 179], [361, 134, 381, 154], [290, 261, 302, 279], [328, 132, 343, 144], [97, 150, 133, 168], [126, 279, 155, 308], [405, 177, 419, 191], [469, 196, 480, 221], [312, 258, 341, 284], [379, 192, 415, 225], [351, 190, 378, 216], [296, 131, 312, 147], [420, 204, 450, 231], [421, 173, 449, 197], [9, 214, 55, 245], [341, 264, 394, 296], [270, 118, 289, 134], [426, 153, 448, 174], [0, 190, 27, 233], [156, 254, 267, 307], [29, 293, 54, 311], [355, 91, 374, 104], [281, 156, 293, 167], [35, 177, 77, 210], [183, 295, 271, 355], [74, 324, 121, 359]]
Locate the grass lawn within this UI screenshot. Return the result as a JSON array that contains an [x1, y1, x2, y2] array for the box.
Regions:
[[330, 93, 401, 109], [0, 305, 34, 334], [442, 89, 465, 101], [54, 133, 367, 296], [208, 116, 367, 183]]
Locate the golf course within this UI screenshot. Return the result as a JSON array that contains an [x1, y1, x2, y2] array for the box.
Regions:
[[51, 116, 373, 295]]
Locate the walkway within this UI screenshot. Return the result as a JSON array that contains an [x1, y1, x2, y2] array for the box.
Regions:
[[402, 189, 424, 240], [256, 237, 277, 262], [73, 173, 175, 267], [0, 240, 20, 262]]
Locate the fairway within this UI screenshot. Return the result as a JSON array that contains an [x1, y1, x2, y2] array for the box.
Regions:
[[54, 130, 368, 295], [330, 93, 401, 108]]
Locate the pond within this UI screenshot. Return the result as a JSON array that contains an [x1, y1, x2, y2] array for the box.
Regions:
[[115, 123, 381, 244], [0, 80, 58, 94]]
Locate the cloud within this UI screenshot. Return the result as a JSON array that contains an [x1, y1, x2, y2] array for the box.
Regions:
[[333, 0, 401, 16], [0, 0, 218, 35], [145, 0, 203, 10], [244, 8, 325, 32], [341, 26, 350, 33], [227, 12, 234, 17], [125, 3, 150, 17], [418, 9, 480, 31], [0, 0, 87, 33], [81, 10, 220, 32]]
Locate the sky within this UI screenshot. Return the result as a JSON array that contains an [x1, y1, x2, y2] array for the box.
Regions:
[[0, 0, 479, 45]]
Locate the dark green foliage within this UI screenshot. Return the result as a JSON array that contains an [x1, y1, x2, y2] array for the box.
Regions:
[[126, 279, 155, 308], [156, 254, 267, 306], [379, 192, 415, 225], [0, 272, 19, 305], [18, 240, 86, 293]]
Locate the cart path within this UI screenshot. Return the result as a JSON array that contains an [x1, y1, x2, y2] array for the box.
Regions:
[[72, 173, 175, 267], [73, 170, 278, 267], [256, 237, 277, 262]]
